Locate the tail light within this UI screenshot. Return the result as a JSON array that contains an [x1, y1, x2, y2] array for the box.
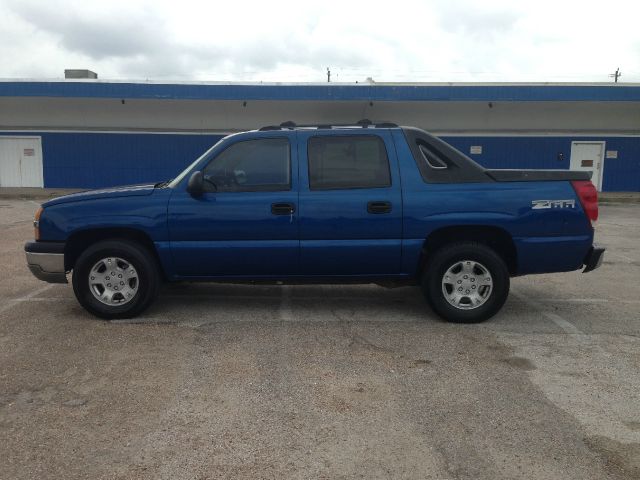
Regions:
[[571, 180, 598, 227]]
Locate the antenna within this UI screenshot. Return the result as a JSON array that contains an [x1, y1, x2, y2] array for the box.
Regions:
[[327, 67, 331, 83]]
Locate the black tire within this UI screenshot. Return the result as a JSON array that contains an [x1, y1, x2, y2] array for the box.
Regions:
[[421, 242, 510, 323], [72, 239, 160, 320]]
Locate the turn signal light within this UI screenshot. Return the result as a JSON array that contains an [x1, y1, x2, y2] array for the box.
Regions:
[[34, 206, 43, 240]]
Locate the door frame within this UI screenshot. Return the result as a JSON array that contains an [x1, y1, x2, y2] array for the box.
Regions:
[[167, 131, 300, 278], [295, 129, 404, 276], [569, 140, 605, 191], [0, 135, 44, 187]]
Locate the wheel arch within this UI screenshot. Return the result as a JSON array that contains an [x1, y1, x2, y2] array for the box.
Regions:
[[64, 227, 165, 277], [418, 225, 517, 277]]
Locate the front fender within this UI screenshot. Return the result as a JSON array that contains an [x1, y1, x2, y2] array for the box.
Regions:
[[38, 190, 171, 242]]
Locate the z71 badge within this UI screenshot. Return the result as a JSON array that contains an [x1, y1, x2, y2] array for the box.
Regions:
[[531, 199, 576, 209]]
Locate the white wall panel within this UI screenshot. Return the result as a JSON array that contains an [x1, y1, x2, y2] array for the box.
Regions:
[[0, 97, 638, 135]]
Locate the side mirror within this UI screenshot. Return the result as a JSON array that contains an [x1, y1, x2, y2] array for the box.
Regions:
[[187, 171, 204, 197]]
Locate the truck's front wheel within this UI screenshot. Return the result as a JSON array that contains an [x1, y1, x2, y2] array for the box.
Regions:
[[422, 242, 510, 323], [72, 240, 160, 320]]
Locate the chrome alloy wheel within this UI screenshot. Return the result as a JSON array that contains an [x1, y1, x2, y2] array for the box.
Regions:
[[88, 257, 139, 306], [441, 260, 493, 310]]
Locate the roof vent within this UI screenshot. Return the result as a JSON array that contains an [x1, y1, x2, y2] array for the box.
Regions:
[[64, 69, 98, 79]]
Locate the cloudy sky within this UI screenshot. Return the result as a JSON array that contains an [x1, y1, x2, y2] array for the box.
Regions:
[[0, 0, 638, 83]]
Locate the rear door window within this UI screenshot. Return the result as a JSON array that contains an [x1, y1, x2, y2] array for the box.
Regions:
[[308, 135, 391, 190]]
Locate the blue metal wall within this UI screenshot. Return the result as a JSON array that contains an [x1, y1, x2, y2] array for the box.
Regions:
[[1, 132, 638, 191], [442, 136, 640, 192], [3, 132, 223, 189]]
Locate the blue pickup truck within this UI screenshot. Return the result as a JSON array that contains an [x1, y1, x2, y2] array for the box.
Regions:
[[25, 121, 604, 323]]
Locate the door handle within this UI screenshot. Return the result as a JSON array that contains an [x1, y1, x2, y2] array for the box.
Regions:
[[271, 202, 296, 215], [367, 201, 392, 214]]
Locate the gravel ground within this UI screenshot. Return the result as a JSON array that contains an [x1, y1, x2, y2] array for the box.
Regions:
[[1, 199, 638, 479]]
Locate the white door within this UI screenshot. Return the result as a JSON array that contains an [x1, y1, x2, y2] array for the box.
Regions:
[[0, 137, 44, 187], [569, 141, 605, 191]]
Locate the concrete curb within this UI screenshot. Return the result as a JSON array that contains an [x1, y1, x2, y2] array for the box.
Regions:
[[0, 188, 83, 200], [599, 193, 640, 204]]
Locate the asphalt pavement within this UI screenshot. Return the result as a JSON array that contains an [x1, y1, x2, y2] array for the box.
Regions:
[[1, 199, 638, 479]]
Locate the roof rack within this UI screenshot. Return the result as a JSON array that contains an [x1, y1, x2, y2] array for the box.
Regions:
[[258, 119, 398, 131]]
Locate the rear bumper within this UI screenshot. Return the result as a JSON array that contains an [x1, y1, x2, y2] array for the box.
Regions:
[[583, 245, 605, 273], [24, 241, 68, 283], [514, 234, 593, 275]]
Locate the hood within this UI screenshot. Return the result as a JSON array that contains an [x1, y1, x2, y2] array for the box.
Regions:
[[43, 183, 157, 207]]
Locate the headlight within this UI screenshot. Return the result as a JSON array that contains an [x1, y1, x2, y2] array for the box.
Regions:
[[34, 207, 43, 240]]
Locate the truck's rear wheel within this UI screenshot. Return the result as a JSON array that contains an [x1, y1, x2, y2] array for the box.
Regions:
[[422, 242, 510, 323], [72, 240, 160, 320]]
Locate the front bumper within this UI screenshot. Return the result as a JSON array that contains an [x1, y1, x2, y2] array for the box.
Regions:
[[24, 241, 68, 283], [583, 245, 605, 273]]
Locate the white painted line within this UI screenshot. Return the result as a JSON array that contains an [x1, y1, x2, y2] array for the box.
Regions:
[[20, 294, 640, 307], [533, 298, 640, 305], [11, 296, 73, 302], [0, 284, 54, 315], [536, 298, 610, 304], [278, 285, 295, 322], [511, 290, 585, 335], [540, 310, 584, 335]]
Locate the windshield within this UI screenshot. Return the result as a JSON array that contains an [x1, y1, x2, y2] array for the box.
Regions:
[[167, 138, 224, 188]]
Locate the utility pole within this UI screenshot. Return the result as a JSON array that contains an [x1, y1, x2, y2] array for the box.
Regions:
[[609, 67, 621, 83], [327, 67, 331, 83]]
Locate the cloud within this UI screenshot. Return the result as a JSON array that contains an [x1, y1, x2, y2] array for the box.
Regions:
[[0, 0, 638, 82], [1, 0, 377, 79], [434, 0, 521, 36], [5, 1, 170, 59]]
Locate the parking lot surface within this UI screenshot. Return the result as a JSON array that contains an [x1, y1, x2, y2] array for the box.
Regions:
[[1, 199, 639, 479]]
